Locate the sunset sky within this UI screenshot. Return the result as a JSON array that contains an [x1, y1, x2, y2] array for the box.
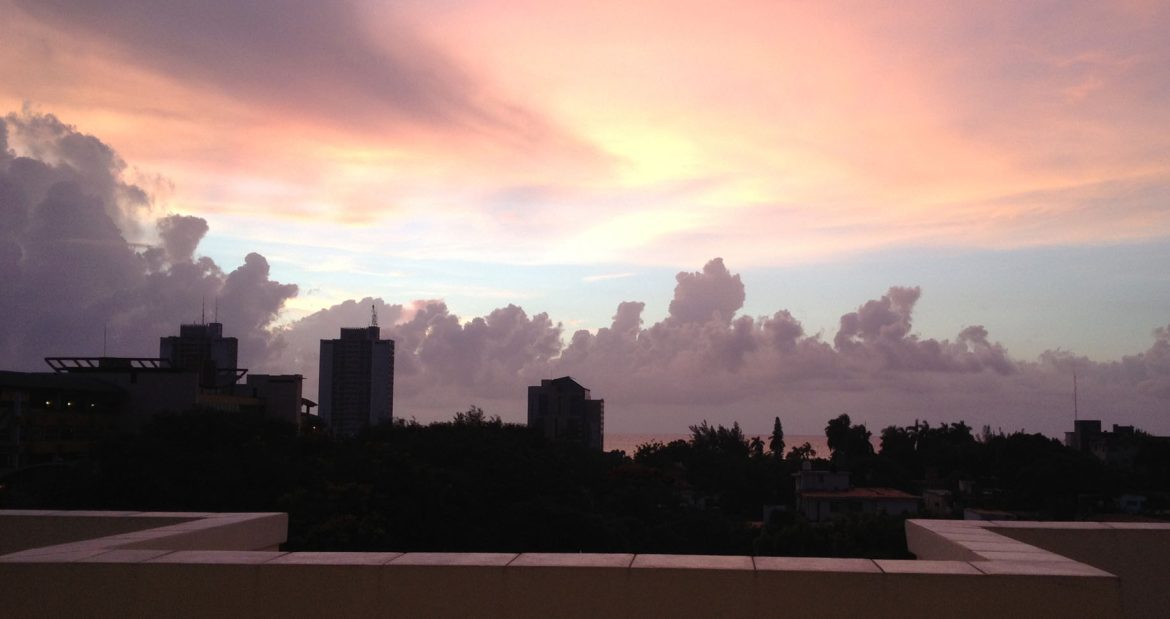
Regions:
[[2, 1, 1169, 435]]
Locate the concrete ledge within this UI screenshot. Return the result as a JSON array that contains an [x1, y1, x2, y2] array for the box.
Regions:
[[906, 518, 1170, 618], [988, 520, 1170, 618], [754, 557, 882, 616], [268, 551, 402, 565], [259, 555, 399, 618], [389, 551, 517, 566], [753, 556, 880, 572], [505, 553, 635, 618], [4, 512, 1165, 618], [382, 555, 512, 616], [118, 513, 288, 551], [628, 554, 756, 618], [0, 511, 198, 554]]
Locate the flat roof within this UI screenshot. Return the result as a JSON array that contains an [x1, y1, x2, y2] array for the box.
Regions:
[[801, 487, 919, 500]]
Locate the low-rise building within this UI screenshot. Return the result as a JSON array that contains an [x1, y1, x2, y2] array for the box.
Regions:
[[794, 467, 918, 521], [0, 371, 124, 470]]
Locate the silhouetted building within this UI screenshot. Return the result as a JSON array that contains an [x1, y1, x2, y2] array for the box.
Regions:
[[1063, 419, 1163, 468], [43, 357, 200, 430], [319, 326, 394, 437], [527, 376, 604, 451], [0, 370, 124, 470], [159, 322, 244, 391], [237, 374, 304, 426], [794, 467, 918, 521], [1065, 419, 1103, 452]]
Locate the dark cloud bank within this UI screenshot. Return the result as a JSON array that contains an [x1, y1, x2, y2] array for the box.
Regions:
[[2, 111, 1168, 435], [13, 0, 564, 144]]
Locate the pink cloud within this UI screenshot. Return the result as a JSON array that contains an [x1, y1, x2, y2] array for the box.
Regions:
[[272, 256, 1169, 436]]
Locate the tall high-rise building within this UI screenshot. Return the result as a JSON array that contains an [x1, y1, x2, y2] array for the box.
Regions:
[[159, 322, 242, 391], [318, 325, 394, 436], [527, 376, 604, 451]]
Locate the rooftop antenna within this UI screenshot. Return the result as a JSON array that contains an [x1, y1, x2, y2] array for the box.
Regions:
[[201, 297, 206, 325], [370, 304, 379, 328], [1073, 369, 1079, 422]]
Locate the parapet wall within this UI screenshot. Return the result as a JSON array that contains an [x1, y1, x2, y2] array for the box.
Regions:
[[0, 510, 198, 554], [908, 518, 1170, 619], [3, 511, 1160, 618]]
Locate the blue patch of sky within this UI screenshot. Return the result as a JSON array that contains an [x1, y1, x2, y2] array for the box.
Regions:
[[741, 241, 1170, 361]]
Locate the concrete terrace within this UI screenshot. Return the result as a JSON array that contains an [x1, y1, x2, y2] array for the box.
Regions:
[[2, 510, 1168, 618]]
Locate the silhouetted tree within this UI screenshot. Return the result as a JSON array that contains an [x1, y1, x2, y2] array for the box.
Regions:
[[786, 442, 818, 464], [825, 414, 873, 470], [688, 420, 749, 455], [769, 417, 785, 460], [452, 405, 500, 426], [750, 436, 765, 459]]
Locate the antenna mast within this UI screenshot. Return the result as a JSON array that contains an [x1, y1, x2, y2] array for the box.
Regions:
[[370, 304, 379, 328], [1073, 370, 1079, 421], [201, 297, 206, 325]]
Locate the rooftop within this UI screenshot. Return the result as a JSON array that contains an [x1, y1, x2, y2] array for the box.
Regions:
[[3, 510, 1168, 617], [801, 488, 919, 500]]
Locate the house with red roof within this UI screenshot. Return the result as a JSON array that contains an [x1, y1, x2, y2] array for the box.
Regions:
[[794, 467, 919, 522]]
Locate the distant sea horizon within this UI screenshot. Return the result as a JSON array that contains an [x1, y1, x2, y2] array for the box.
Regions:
[[606, 432, 833, 457]]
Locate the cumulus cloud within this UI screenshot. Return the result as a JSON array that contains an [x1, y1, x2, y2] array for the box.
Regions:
[[1134, 325, 1170, 398], [833, 287, 1015, 375], [276, 259, 1049, 430], [763, 310, 804, 352], [0, 110, 296, 370], [4, 111, 1166, 434], [834, 286, 919, 351], [1040, 324, 1170, 402], [277, 258, 1166, 435], [2, 107, 151, 236], [667, 257, 745, 324], [402, 303, 562, 394], [217, 253, 299, 366], [157, 214, 208, 264]]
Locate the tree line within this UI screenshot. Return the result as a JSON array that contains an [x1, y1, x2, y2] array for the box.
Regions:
[[2, 407, 1166, 558]]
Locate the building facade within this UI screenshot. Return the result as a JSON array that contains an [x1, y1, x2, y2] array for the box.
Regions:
[[240, 374, 304, 426], [527, 376, 604, 451], [0, 371, 124, 470], [43, 357, 202, 431], [159, 322, 242, 391], [318, 327, 394, 437], [794, 468, 919, 521]]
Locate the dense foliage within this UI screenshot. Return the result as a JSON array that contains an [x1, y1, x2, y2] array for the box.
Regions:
[[2, 409, 1166, 557]]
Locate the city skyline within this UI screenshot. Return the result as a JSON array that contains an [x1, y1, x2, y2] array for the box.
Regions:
[[2, 2, 1169, 435]]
